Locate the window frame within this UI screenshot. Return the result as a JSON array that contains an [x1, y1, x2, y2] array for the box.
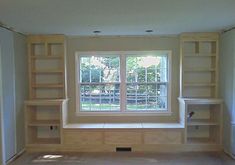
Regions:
[[75, 51, 172, 116]]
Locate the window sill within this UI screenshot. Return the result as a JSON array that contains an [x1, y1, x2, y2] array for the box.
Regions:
[[63, 122, 184, 129], [76, 111, 172, 116]]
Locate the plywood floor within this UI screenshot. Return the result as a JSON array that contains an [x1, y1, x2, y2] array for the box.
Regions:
[[10, 152, 235, 165]]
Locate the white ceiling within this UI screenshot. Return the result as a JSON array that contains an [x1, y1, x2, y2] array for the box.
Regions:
[[0, 0, 235, 36]]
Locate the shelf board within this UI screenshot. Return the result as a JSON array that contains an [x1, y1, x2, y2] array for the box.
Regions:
[[187, 137, 217, 144], [34, 97, 64, 99], [32, 83, 64, 88], [187, 119, 219, 126], [183, 83, 216, 87], [31, 55, 63, 59], [30, 138, 61, 144], [184, 53, 216, 57], [184, 68, 216, 72], [178, 98, 223, 104], [24, 99, 68, 105], [32, 69, 63, 74], [28, 120, 60, 126]]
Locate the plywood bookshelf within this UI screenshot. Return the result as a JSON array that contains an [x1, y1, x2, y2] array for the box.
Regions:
[[178, 98, 223, 145], [180, 33, 219, 98], [178, 33, 223, 147], [25, 99, 68, 145], [25, 35, 68, 146], [27, 35, 67, 99]]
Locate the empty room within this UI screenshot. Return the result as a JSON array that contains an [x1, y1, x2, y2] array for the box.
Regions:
[[0, 0, 235, 165]]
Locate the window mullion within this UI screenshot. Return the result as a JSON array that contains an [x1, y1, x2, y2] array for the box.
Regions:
[[120, 54, 126, 112]]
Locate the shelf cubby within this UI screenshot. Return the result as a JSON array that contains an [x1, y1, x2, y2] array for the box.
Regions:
[[25, 99, 68, 145], [178, 98, 222, 145]]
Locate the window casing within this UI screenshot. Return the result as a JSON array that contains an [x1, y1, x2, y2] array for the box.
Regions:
[[76, 51, 171, 116]]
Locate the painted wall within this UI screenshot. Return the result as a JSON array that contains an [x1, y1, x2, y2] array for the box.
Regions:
[[0, 27, 16, 162], [0, 33, 6, 165], [220, 29, 235, 155], [0, 28, 27, 163], [66, 36, 180, 123], [13, 32, 27, 153]]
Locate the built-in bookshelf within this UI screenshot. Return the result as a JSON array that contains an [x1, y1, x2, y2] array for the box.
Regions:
[[27, 35, 67, 99], [180, 33, 219, 98], [25, 35, 68, 147], [178, 98, 222, 145], [25, 99, 68, 145]]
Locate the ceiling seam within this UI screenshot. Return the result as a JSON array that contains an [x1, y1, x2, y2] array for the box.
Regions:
[[0, 21, 26, 36]]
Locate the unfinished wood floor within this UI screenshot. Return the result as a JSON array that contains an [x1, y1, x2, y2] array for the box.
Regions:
[[10, 152, 235, 165]]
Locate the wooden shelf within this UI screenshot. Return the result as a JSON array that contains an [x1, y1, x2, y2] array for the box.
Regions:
[[28, 120, 60, 126], [187, 119, 219, 126], [25, 99, 68, 105], [184, 68, 216, 72], [25, 99, 68, 146], [35, 97, 64, 100], [26, 35, 67, 146], [30, 138, 61, 144], [32, 69, 63, 74], [178, 97, 222, 146], [183, 83, 216, 87], [187, 137, 216, 144], [32, 84, 64, 88], [178, 98, 223, 104], [28, 35, 67, 99], [31, 55, 63, 59], [180, 33, 218, 98], [184, 53, 216, 57]]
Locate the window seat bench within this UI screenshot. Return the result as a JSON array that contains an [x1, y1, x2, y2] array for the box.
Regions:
[[63, 122, 184, 129]]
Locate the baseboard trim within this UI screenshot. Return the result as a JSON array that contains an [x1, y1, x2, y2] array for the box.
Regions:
[[26, 144, 222, 153], [6, 148, 25, 165]]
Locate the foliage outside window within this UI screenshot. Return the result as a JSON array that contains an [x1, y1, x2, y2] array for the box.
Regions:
[[76, 51, 170, 114]]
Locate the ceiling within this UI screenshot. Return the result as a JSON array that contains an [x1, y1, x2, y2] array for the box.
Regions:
[[0, 0, 235, 36]]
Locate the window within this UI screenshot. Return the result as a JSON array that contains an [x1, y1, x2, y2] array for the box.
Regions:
[[79, 56, 120, 111], [76, 51, 171, 115]]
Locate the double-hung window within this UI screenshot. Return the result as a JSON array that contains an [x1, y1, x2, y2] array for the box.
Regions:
[[76, 51, 171, 115]]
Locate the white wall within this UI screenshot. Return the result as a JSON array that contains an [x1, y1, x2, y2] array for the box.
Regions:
[[0, 27, 27, 164], [0, 27, 16, 162], [13, 33, 27, 153], [220, 29, 235, 155], [66, 36, 180, 123], [0, 37, 6, 165]]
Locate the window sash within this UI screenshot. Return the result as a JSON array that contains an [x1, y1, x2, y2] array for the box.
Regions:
[[126, 82, 168, 111], [79, 82, 120, 112]]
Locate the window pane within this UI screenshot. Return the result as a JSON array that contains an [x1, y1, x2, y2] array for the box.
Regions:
[[80, 85, 91, 110], [91, 69, 101, 82], [126, 55, 168, 111], [147, 97, 157, 110], [80, 56, 120, 83], [80, 57, 91, 82], [157, 68, 167, 82], [147, 84, 156, 97], [80, 84, 120, 111], [157, 84, 167, 96], [126, 56, 167, 83], [102, 68, 119, 83], [157, 97, 167, 109], [147, 68, 156, 82], [126, 83, 167, 111]]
